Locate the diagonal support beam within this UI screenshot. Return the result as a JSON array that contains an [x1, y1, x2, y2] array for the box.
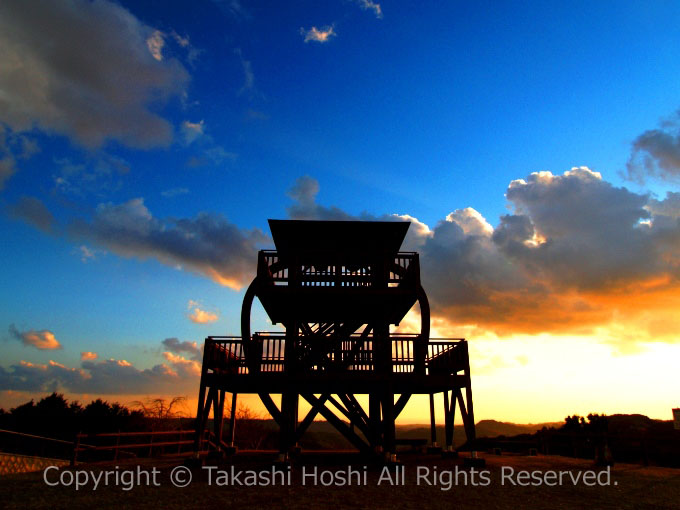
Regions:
[[295, 393, 330, 440], [258, 393, 282, 426], [327, 395, 371, 438], [339, 394, 369, 429], [394, 394, 412, 418], [340, 393, 370, 426], [301, 393, 371, 453], [456, 388, 476, 441]]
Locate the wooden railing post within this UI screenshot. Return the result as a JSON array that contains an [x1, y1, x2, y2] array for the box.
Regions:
[[113, 430, 120, 461], [71, 431, 81, 466]]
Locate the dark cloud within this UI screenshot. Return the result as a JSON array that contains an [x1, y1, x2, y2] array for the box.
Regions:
[[647, 191, 680, 219], [498, 168, 655, 290], [286, 175, 432, 251], [286, 171, 680, 337], [0, 155, 15, 191], [0, 339, 200, 394], [0, 125, 39, 190], [70, 198, 268, 289], [162, 338, 202, 361], [287, 175, 355, 221], [0, 357, 197, 395], [7, 196, 54, 232], [0, 0, 188, 149], [626, 112, 680, 183]]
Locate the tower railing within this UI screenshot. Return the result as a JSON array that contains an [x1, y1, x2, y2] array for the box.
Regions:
[[203, 334, 466, 375], [257, 251, 419, 287]]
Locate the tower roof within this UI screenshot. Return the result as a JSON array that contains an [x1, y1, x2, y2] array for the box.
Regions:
[[268, 219, 410, 257]]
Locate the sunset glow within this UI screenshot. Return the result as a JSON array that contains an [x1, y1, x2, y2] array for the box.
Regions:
[[1, 0, 679, 427]]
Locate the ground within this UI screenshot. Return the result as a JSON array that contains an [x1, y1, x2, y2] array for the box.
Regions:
[[1, 452, 678, 509]]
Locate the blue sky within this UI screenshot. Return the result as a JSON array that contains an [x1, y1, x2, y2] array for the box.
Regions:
[[1, 0, 679, 421]]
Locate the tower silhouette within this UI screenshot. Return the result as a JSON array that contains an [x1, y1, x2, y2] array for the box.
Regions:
[[194, 220, 476, 459]]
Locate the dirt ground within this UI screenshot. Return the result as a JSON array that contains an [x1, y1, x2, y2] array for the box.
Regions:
[[1, 451, 679, 510]]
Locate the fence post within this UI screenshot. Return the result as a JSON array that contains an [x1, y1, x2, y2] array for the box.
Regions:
[[114, 430, 120, 462], [148, 431, 154, 457], [71, 431, 81, 466]]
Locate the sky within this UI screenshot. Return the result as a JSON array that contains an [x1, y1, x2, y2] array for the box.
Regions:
[[1, 0, 679, 425]]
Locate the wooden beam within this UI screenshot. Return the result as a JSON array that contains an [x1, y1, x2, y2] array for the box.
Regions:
[[444, 390, 453, 448], [340, 393, 370, 426], [328, 395, 371, 438], [393, 393, 411, 418], [296, 393, 330, 440], [228, 393, 238, 445], [258, 393, 282, 426], [464, 375, 476, 441], [301, 393, 371, 453], [456, 387, 475, 442], [429, 393, 436, 445]]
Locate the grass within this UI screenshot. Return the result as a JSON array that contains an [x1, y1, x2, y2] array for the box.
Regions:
[[1, 452, 679, 509]]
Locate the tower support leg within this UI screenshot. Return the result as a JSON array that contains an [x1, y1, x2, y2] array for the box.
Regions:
[[429, 393, 437, 445], [279, 392, 298, 457], [382, 391, 395, 457], [228, 393, 238, 446], [193, 378, 208, 454]]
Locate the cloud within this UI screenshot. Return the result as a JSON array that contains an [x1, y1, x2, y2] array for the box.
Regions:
[[212, 0, 251, 20], [162, 338, 202, 361], [146, 30, 165, 61], [422, 167, 680, 335], [356, 0, 383, 19], [240, 59, 254, 92], [7, 196, 54, 232], [70, 198, 268, 289], [0, 125, 39, 190], [0, 336, 205, 395], [647, 191, 680, 218], [0, 357, 197, 395], [181, 120, 205, 145], [188, 307, 219, 324], [77, 245, 102, 263], [245, 109, 269, 121], [0, 154, 15, 191], [287, 175, 354, 221], [234, 48, 255, 96], [162, 352, 201, 377], [161, 187, 189, 198], [286, 175, 431, 250], [0, 0, 189, 149], [52, 154, 129, 197], [300, 26, 337, 44], [626, 111, 680, 183], [178, 120, 235, 166], [9, 324, 62, 350], [186, 300, 219, 324], [285, 171, 680, 339]]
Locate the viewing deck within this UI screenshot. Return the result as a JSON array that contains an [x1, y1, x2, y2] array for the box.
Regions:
[[255, 251, 421, 324], [200, 334, 470, 394]]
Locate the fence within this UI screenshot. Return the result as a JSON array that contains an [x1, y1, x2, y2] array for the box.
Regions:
[[0, 427, 212, 469], [72, 429, 213, 463]]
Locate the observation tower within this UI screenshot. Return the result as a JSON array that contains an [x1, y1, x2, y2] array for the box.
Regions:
[[193, 219, 477, 460]]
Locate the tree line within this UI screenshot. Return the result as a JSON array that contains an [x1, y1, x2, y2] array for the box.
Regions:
[[0, 392, 189, 440]]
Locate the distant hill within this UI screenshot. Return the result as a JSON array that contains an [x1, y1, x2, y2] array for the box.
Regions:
[[397, 420, 562, 448], [231, 418, 563, 450], [232, 414, 678, 460]]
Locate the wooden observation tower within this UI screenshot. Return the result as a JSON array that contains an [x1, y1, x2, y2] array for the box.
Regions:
[[194, 220, 477, 460]]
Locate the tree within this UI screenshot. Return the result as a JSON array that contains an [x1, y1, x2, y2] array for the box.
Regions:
[[131, 397, 189, 430]]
